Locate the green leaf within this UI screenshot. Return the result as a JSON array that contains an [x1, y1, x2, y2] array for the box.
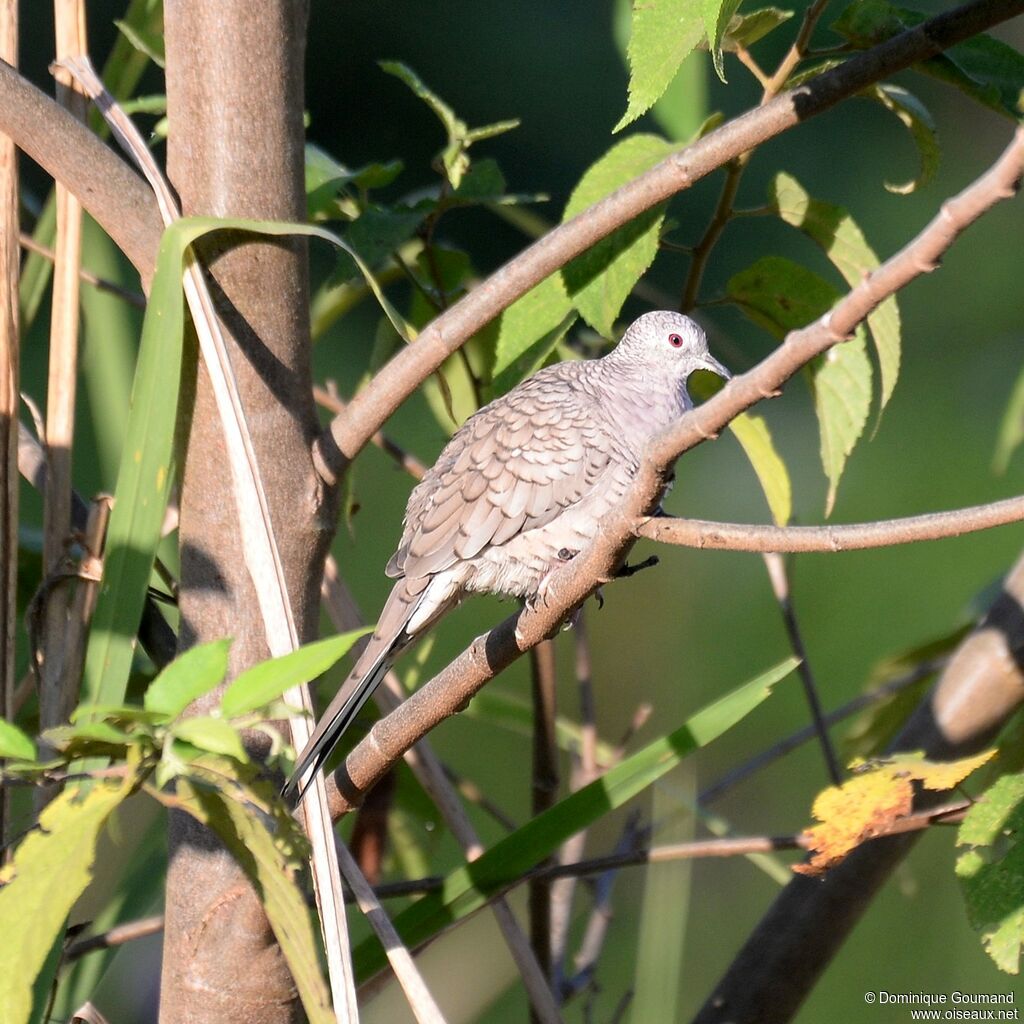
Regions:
[[171, 717, 247, 761], [768, 172, 900, 412], [78, 226, 189, 716], [858, 84, 939, 195], [43, 722, 134, 754], [613, 0, 710, 142], [728, 412, 792, 526], [346, 204, 428, 269], [114, 17, 166, 68], [615, 0, 707, 132], [956, 772, 1024, 974], [379, 61, 518, 189], [0, 779, 133, 1024], [144, 639, 232, 719], [722, 7, 795, 50], [832, 0, 1024, 119], [0, 719, 36, 761], [353, 657, 797, 977], [493, 272, 574, 381], [220, 629, 371, 719], [491, 311, 576, 398], [175, 778, 333, 1023], [994, 364, 1024, 474], [727, 256, 872, 514], [562, 134, 674, 337], [701, 0, 742, 82]]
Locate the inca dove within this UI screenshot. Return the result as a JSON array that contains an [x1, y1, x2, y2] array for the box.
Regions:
[[284, 311, 729, 801]]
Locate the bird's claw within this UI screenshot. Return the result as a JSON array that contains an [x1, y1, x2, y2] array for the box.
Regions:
[[615, 555, 660, 579]]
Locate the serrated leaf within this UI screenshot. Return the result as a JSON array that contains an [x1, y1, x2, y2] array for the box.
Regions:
[[956, 772, 1024, 974], [353, 657, 796, 977], [171, 717, 246, 761], [220, 629, 371, 719], [562, 134, 674, 337], [174, 778, 333, 1023], [727, 256, 872, 513], [493, 272, 575, 380], [144, 639, 232, 719], [491, 311, 577, 398], [346, 204, 427, 269], [701, 0, 742, 82], [0, 719, 36, 761], [722, 7, 795, 50], [768, 172, 900, 411], [859, 84, 939, 195], [832, 0, 1024, 119], [994, 363, 1024, 474], [615, 0, 707, 132], [728, 412, 792, 525], [0, 779, 132, 1024]]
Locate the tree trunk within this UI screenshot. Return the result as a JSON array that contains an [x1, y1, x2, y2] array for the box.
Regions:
[[159, 3, 333, 1020]]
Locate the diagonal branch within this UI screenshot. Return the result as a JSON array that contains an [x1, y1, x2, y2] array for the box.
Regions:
[[0, 59, 161, 281], [324, 123, 1024, 818], [314, 0, 1024, 484]]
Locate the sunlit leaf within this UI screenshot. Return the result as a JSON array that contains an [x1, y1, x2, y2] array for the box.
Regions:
[[722, 7, 795, 50], [171, 717, 246, 761], [144, 639, 232, 719], [353, 657, 796, 977], [994, 364, 1024, 474], [615, 0, 706, 132], [797, 751, 994, 876], [113, 18, 165, 68], [768, 172, 901, 412], [0, 719, 36, 762], [220, 630, 371, 719], [562, 134, 674, 337], [858, 84, 939, 195], [493, 271, 575, 385], [957, 772, 1024, 974], [729, 412, 792, 526], [0, 779, 133, 1024], [701, 0, 742, 82], [727, 256, 872, 514]]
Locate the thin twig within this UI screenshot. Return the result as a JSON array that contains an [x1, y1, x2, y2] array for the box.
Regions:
[[529, 638, 559, 1007], [698, 657, 945, 806], [762, 553, 841, 784], [18, 232, 146, 308], [65, 914, 164, 961], [637, 495, 1024, 551], [313, 384, 426, 480]]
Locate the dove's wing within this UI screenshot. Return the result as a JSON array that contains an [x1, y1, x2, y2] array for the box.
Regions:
[[387, 364, 622, 581]]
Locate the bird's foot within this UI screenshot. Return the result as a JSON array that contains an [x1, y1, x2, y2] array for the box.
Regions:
[[615, 555, 660, 579]]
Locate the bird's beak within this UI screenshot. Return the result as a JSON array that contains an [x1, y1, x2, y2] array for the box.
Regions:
[[698, 354, 731, 381]]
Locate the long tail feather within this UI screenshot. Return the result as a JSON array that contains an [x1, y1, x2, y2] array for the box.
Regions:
[[283, 581, 421, 804]]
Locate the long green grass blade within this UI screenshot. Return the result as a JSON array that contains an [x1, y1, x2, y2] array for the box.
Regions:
[[353, 657, 797, 977]]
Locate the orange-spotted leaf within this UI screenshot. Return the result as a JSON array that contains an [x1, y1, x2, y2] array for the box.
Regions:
[[795, 751, 995, 876]]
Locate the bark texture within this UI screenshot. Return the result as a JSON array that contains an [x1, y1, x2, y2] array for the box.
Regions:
[[159, 3, 331, 1021]]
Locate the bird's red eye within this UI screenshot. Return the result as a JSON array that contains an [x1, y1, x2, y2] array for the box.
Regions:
[[668, 333, 683, 347]]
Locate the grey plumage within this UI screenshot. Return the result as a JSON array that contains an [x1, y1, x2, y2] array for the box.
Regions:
[[284, 311, 729, 802]]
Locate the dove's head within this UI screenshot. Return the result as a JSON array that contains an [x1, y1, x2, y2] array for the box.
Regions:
[[614, 311, 731, 388]]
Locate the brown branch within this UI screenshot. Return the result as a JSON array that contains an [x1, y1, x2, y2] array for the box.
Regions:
[[65, 914, 164, 961], [326, 124, 1024, 820], [638, 494, 1024, 552], [315, 0, 1024, 484], [0, 60, 161, 282]]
